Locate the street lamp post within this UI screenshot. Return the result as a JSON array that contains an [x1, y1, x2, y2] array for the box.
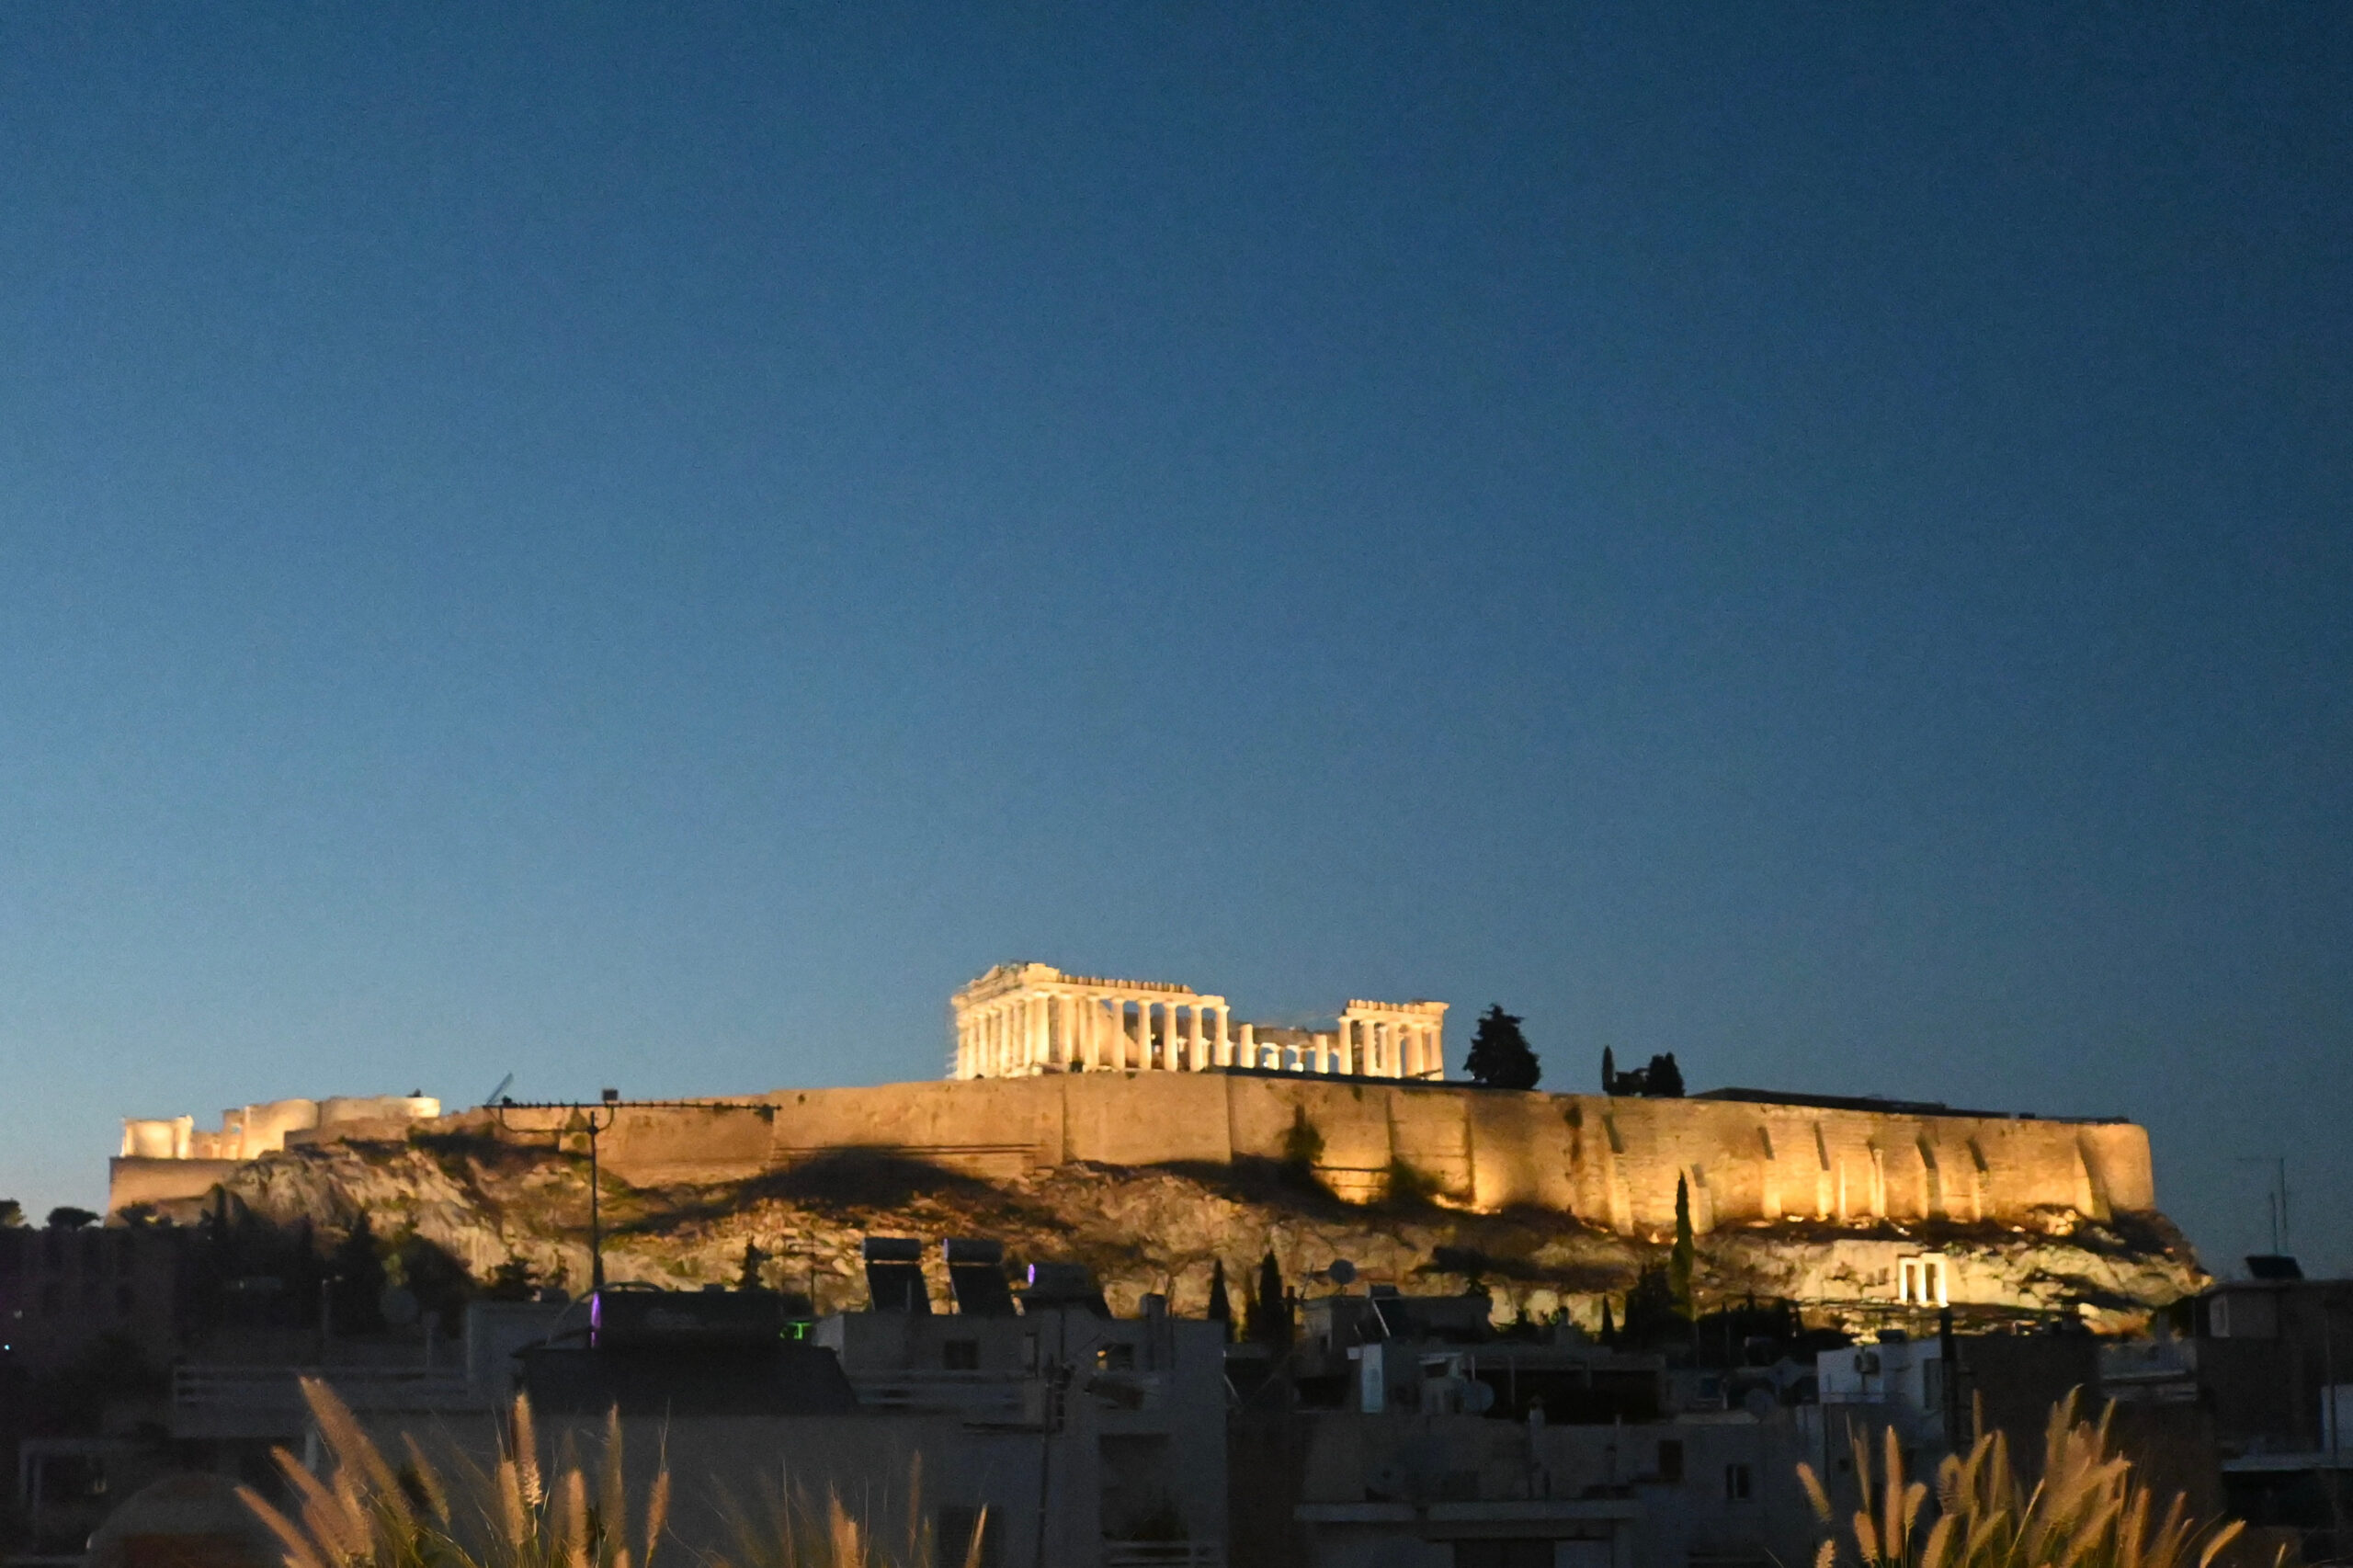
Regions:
[[494, 1090, 621, 1296]]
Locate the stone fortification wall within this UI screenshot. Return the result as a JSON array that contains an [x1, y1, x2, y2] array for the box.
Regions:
[[268, 1074, 2150, 1236], [121, 1094, 442, 1165], [113, 1074, 2152, 1233]]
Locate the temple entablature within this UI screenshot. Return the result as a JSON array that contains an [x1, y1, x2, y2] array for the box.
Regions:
[[949, 963, 1447, 1082]]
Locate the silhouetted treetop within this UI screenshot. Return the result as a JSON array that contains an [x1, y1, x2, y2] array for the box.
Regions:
[[1464, 1005, 1540, 1090]]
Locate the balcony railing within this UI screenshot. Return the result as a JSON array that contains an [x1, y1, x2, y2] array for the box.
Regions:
[[1103, 1544, 1223, 1568], [172, 1365, 480, 1437]]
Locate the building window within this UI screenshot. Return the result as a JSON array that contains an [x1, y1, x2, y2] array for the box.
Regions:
[[942, 1338, 980, 1371], [935, 1506, 998, 1568], [1657, 1439, 1685, 1483], [1897, 1255, 1949, 1307], [1726, 1464, 1754, 1501]]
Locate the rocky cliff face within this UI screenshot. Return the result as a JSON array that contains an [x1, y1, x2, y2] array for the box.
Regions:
[[215, 1128, 2204, 1333]]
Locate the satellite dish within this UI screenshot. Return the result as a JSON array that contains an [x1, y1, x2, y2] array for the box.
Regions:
[[1327, 1259, 1358, 1286], [380, 1287, 420, 1327]]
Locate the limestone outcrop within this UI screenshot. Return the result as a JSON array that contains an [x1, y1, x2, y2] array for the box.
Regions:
[[203, 1123, 2203, 1335]]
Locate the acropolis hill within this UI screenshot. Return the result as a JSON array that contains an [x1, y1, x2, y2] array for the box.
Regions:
[[109, 963, 2204, 1330]]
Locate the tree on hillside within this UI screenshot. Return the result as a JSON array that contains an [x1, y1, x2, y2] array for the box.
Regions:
[[47, 1206, 98, 1230], [484, 1255, 540, 1302], [1602, 1050, 1687, 1097], [1206, 1259, 1233, 1340], [1464, 1006, 1540, 1090], [327, 1213, 388, 1333], [1246, 1249, 1291, 1349], [0, 1199, 22, 1228], [1668, 1175, 1697, 1321]]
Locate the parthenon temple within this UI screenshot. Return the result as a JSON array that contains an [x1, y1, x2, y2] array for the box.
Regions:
[[949, 963, 1448, 1081]]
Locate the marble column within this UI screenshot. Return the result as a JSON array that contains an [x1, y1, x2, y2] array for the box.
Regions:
[[1236, 1021, 1256, 1068], [1213, 1006, 1231, 1066], [1187, 1006, 1205, 1070]]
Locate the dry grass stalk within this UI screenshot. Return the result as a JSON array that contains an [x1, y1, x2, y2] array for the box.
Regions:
[[1796, 1392, 2258, 1568], [238, 1378, 981, 1568], [704, 1449, 984, 1568]]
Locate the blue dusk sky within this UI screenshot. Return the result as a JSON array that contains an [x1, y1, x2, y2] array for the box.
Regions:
[[0, 6, 2347, 1275]]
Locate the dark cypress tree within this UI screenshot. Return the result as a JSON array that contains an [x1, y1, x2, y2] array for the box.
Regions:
[[1669, 1175, 1697, 1321], [1597, 1297, 1618, 1346], [1600, 1046, 1618, 1095], [1463, 1006, 1541, 1090], [738, 1240, 769, 1290], [1245, 1249, 1291, 1348], [1206, 1259, 1233, 1340]]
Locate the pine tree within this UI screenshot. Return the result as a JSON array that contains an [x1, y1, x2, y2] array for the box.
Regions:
[[1644, 1051, 1686, 1097], [1206, 1259, 1232, 1340], [1464, 1006, 1540, 1090], [485, 1255, 539, 1301], [1669, 1175, 1697, 1321]]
